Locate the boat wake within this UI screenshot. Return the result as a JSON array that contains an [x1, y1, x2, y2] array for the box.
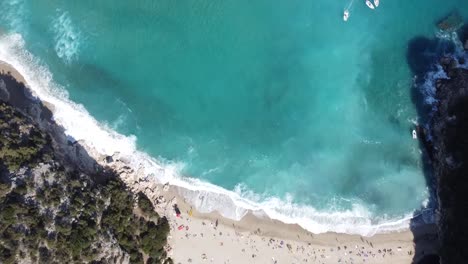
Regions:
[[343, 0, 354, 22]]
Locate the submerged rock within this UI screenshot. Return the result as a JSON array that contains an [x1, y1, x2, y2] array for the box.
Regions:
[[439, 56, 458, 72], [437, 12, 463, 32]]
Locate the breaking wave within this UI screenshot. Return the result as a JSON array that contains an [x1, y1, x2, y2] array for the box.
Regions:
[[0, 0, 27, 33], [0, 32, 421, 236], [52, 11, 81, 64]]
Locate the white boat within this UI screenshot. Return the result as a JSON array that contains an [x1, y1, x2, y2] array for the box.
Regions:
[[343, 10, 350, 21], [412, 130, 418, 139], [374, 0, 379, 7], [366, 0, 375, 9]]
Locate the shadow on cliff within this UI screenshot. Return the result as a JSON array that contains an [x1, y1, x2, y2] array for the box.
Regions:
[[460, 23, 468, 49], [0, 70, 111, 183], [0, 70, 173, 263], [405, 32, 458, 263]]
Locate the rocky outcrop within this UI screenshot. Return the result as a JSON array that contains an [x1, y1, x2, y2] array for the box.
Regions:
[[0, 72, 172, 264], [432, 58, 468, 264], [437, 12, 463, 33]]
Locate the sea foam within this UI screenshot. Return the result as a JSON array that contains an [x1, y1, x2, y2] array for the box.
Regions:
[[0, 0, 27, 34], [52, 11, 81, 64], [0, 32, 420, 237]]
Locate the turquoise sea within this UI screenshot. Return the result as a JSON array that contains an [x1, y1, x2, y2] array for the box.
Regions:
[[1, 0, 467, 235]]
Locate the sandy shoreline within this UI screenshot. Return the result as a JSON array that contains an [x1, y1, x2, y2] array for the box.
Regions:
[[0, 61, 439, 263], [132, 179, 437, 264]]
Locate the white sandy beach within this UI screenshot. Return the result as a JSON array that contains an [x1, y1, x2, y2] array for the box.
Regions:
[[121, 174, 437, 264], [0, 61, 439, 264]]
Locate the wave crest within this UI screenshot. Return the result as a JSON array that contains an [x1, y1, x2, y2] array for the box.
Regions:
[[52, 11, 81, 63], [0, 0, 27, 33], [0, 32, 418, 237]]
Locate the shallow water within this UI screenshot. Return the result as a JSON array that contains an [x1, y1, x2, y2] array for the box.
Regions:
[[1, 0, 467, 235]]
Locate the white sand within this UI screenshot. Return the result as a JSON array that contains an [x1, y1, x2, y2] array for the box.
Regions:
[[130, 179, 437, 264], [0, 61, 439, 264]]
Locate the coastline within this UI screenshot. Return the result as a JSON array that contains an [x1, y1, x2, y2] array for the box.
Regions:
[[145, 183, 437, 263], [0, 61, 438, 263], [0, 36, 425, 236]]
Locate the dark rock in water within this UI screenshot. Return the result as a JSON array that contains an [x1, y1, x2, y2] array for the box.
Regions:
[[431, 56, 468, 264], [406, 37, 455, 84], [105, 155, 114, 163], [439, 57, 458, 73], [437, 12, 463, 32], [458, 57, 466, 65], [458, 24, 468, 49]]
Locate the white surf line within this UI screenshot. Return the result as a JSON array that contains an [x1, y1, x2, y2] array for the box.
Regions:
[[0, 32, 418, 237]]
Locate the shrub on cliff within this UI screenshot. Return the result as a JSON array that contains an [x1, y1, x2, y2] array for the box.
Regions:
[[0, 101, 171, 263], [102, 180, 169, 263], [138, 191, 160, 219], [0, 102, 50, 172]]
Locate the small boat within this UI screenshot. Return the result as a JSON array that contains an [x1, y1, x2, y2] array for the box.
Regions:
[[412, 129, 418, 139], [366, 0, 375, 9], [343, 10, 350, 21], [374, 0, 379, 7]]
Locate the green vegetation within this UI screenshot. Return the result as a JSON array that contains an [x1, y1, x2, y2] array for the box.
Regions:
[[102, 182, 169, 263], [0, 102, 50, 172], [0, 101, 171, 263], [138, 191, 160, 219]]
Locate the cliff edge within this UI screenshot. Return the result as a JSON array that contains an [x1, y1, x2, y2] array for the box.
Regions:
[[0, 68, 172, 264], [432, 57, 468, 264]]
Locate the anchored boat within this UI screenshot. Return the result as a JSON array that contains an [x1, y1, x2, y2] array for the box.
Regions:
[[343, 10, 350, 21]]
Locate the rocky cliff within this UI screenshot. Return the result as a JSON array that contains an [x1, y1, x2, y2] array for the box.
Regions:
[[432, 57, 468, 264], [0, 71, 172, 264]]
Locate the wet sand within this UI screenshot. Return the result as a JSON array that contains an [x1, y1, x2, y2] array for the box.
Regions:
[[130, 179, 437, 264], [0, 61, 439, 264]]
